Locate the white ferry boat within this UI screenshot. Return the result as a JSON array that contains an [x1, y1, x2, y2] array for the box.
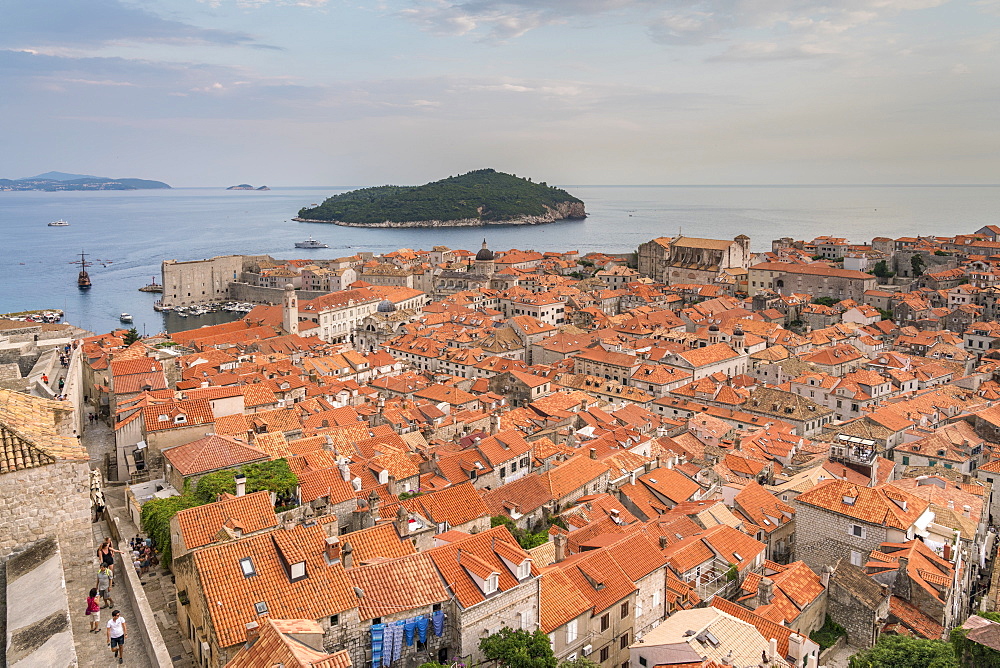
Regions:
[[48, 219, 69, 227], [295, 236, 328, 249], [120, 313, 133, 323]]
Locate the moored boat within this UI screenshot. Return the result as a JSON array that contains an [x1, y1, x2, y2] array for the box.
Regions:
[[48, 219, 69, 227]]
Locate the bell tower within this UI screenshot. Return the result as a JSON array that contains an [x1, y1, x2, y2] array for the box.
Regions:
[[282, 284, 299, 336]]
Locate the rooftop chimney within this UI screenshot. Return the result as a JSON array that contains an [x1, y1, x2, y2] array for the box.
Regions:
[[788, 633, 806, 664], [658, 536, 668, 550], [245, 621, 260, 645], [325, 536, 341, 563], [235, 473, 246, 498], [768, 638, 778, 661], [963, 504, 972, 518], [757, 577, 774, 607], [589, 447, 597, 460], [342, 541, 353, 569], [821, 565, 833, 588], [554, 533, 567, 563]]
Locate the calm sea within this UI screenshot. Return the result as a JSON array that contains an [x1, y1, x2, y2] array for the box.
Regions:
[[0, 185, 997, 336]]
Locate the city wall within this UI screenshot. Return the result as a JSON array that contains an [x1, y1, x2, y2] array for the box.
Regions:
[[160, 255, 273, 307], [228, 282, 328, 306], [0, 460, 92, 562]]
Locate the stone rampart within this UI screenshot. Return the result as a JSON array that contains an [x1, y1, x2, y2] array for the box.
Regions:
[[5, 538, 76, 668], [228, 283, 327, 305], [0, 460, 91, 562]]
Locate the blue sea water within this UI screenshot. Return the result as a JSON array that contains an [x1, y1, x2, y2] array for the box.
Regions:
[[0, 185, 997, 336]]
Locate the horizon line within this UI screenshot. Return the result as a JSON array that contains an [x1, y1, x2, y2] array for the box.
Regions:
[[165, 182, 1000, 190]]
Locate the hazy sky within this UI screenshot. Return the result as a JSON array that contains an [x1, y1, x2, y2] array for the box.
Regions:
[[3, 0, 998, 186]]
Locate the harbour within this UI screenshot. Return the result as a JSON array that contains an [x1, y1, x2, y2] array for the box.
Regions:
[[2, 185, 1000, 335]]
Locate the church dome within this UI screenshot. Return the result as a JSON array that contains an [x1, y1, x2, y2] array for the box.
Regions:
[[475, 239, 494, 261], [708, 324, 720, 332], [377, 299, 396, 313]]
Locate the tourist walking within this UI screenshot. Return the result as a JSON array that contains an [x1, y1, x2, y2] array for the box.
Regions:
[[97, 538, 125, 570], [85, 588, 101, 633], [106, 609, 128, 664], [96, 564, 114, 608]]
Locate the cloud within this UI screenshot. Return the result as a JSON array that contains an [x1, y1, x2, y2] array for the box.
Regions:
[[395, 0, 950, 56], [0, 0, 273, 50]]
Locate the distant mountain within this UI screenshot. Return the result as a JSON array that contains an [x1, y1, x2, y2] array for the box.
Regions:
[[0, 173, 171, 191], [295, 168, 586, 228], [23, 171, 102, 181]]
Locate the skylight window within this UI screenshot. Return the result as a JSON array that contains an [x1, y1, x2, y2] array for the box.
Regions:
[[240, 557, 257, 577], [254, 601, 268, 615]]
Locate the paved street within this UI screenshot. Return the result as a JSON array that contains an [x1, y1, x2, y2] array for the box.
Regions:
[[78, 410, 195, 667]]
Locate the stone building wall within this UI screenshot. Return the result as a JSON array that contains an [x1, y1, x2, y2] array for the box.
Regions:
[[827, 564, 889, 648], [0, 460, 92, 564], [456, 577, 540, 663], [793, 503, 888, 573], [228, 282, 329, 306], [161, 255, 246, 307], [330, 604, 457, 668]]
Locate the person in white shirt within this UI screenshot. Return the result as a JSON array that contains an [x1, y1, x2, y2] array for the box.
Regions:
[[106, 609, 127, 664]]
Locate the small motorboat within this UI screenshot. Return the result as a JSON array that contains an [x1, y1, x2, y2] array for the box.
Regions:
[[120, 313, 133, 323], [48, 219, 69, 227]]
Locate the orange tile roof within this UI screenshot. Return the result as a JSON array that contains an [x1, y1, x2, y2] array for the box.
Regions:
[[401, 482, 489, 528], [341, 523, 415, 564], [176, 491, 278, 551], [163, 434, 269, 476], [794, 480, 929, 530], [538, 567, 592, 633], [347, 552, 449, 620], [142, 398, 215, 432], [192, 523, 357, 648], [557, 548, 636, 614], [542, 455, 609, 499], [709, 597, 797, 659], [110, 357, 164, 377], [226, 617, 353, 668], [215, 413, 253, 438], [425, 526, 536, 609]]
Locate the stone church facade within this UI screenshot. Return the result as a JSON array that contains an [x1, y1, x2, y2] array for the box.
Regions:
[[637, 235, 752, 286]]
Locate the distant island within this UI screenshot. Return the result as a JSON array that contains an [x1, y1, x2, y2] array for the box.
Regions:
[[294, 169, 586, 228], [0, 171, 170, 191], [227, 184, 270, 191]]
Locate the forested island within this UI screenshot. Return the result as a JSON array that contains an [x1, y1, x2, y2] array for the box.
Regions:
[[0, 172, 170, 191], [294, 169, 586, 228]]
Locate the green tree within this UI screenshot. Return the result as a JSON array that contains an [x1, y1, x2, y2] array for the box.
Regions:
[[950, 613, 1000, 667], [872, 260, 894, 280], [812, 296, 838, 307], [480, 628, 557, 668], [911, 254, 926, 277], [491, 516, 549, 550], [194, 459, 298, 505], [877, 308, 894, 321], [849, 635, 959, 668], [123, 327, 141, 345], [558, 657, 600, 668]]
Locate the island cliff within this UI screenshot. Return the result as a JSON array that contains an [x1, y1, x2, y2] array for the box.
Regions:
[[294, 169, 586, 228]]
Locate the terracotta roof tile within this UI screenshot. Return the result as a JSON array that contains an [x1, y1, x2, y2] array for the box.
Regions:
[[163, 434, 269, 476], [794, 480, 929, 530], [347, 552, 448, 620], [176, 491, 278, 551], [192, 524, 357, 648]]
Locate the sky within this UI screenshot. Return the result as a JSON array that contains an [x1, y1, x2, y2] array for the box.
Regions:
[[2, 0, 998, 186]]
